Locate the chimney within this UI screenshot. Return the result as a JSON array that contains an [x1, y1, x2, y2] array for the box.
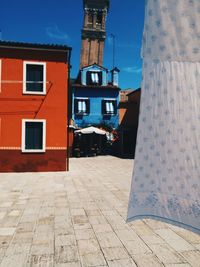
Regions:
[[111, 67, 120, 87]]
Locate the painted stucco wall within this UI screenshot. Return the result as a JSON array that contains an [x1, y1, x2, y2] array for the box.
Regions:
[[72, 87, 119, 129], [0, 48, 69, 172]]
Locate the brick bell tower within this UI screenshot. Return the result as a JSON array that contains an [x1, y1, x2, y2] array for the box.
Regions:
[[80, 0, 110, 68]]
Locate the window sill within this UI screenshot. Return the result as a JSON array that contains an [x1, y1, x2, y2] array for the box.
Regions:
[[102, 114, 116, 116], [21, 149, 46, 153], [75, 113, 89, 116], [23, 91, 46, 96]]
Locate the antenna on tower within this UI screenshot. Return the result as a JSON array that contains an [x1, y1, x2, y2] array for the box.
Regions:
[[110, 33, 116, 69]]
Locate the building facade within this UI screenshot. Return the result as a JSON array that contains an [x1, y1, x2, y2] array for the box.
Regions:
[[118, 88, 141, 158], [0, 41, 71, 172], [71, 63, 120, 129], [70, 0, 120, 131]]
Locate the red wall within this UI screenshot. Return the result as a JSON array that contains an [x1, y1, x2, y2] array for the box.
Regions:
[[0, 48, 69, 172]]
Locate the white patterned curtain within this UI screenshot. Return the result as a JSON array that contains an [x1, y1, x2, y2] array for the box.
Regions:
[[127, 0, 200, 234]]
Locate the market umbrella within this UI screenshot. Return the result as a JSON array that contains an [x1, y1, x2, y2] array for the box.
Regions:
[[75, 126, 107, 135], [127, 0, 200, 234]]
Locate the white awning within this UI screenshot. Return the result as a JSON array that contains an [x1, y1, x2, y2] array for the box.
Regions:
[[74, 126, 107, 135]]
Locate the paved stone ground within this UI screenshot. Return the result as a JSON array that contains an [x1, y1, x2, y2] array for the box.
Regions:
[[0, 156, 200, 267]]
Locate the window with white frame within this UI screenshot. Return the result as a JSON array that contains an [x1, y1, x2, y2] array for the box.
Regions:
[[22, 119, 46, 152], [74, 98, 90, 115], [23, 62, 46, 94], [102, 99, 117, 115], [86, 71, 102, 85]]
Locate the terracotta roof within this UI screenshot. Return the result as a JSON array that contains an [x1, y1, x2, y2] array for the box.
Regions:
[[120, 89, 134, 95], [120, 88, 141, 102], [126, 88, 141, 96]]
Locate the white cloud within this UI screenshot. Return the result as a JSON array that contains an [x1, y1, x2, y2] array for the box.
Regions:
[[122, 66, 142, 74], [46, 25, 69, 41]]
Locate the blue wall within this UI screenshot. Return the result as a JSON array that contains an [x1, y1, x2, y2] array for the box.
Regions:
[[72, 87, 120, 129]]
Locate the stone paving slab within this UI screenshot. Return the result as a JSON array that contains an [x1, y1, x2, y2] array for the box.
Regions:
[[0, 156, 199, 266]]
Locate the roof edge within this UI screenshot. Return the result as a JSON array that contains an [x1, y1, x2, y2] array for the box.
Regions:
[[0, 40, 72, 52], [126, 88, 141, 96], [81, 63, 108, 71]]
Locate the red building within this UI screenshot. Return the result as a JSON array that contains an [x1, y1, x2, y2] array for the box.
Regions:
[[0, 41, 71, 172]]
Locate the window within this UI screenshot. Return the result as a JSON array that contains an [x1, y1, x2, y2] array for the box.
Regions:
[[22, 119, 46, 152], [23, 61, 46, 94], [86, 71, 102, 85], [74, 98, 90, 115], [88, 12, 93, 27], [96, 12, 103, 26], [102, 99, 117, 115]]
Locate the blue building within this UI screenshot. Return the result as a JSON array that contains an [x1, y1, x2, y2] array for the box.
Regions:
[[71, 63, 120, 129], [69, 0, 121, 130]]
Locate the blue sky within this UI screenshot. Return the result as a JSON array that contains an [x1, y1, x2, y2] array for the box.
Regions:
[[0, 0, 145, 89]]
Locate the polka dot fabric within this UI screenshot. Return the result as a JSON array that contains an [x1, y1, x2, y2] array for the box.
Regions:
[[127, 0, 200, 234], [142, 0, 200, 62]]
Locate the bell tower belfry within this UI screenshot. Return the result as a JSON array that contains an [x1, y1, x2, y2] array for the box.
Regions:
[[80, 0, 110, 68]]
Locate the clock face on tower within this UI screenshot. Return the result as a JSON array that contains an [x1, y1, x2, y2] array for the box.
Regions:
[[80, 0, 110, 68]]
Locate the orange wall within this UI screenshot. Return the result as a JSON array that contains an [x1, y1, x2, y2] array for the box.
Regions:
[[119, 107, 127, 125], [119, 91, 141, 128], [119, 102, 139, 127], [0, 58, 68, 148], [0, 48, 69, 172]]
